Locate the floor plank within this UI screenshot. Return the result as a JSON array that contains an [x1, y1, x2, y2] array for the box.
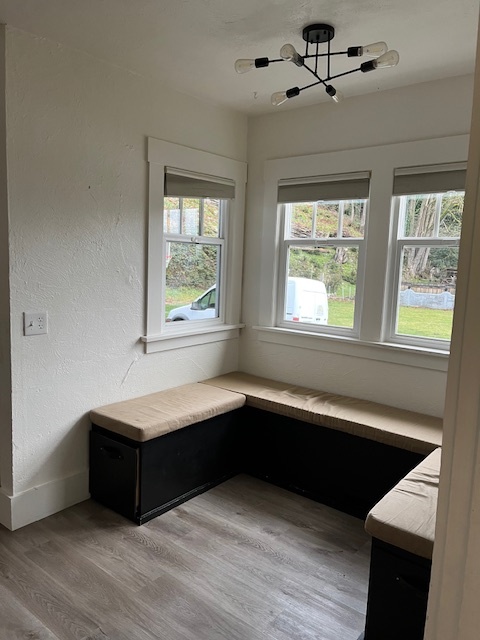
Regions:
[[0, 474, 371, 640]]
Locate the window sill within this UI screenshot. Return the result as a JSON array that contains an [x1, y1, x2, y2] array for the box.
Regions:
[[141, 323, 245, 353], [253, 325, 449, 372]]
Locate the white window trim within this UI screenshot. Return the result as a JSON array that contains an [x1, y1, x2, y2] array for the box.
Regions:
[[143, 138, 247, 353], [257, 134, 469, 368]]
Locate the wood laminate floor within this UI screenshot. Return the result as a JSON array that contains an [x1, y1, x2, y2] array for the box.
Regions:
[[0, 474, 371, 640]]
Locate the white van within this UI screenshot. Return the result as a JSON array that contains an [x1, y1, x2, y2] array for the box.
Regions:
[[166, 276, 328, 325], [285, 277, 328, 325]]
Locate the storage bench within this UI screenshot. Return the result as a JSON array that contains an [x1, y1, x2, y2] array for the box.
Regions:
[[89, 382, 246, 524], [362, 447, 441, 640], [89, 371, 443, 524], [201, 372, 442, 518]]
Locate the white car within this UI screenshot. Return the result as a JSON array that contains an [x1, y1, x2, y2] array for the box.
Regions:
[[166, 285, 217, 321]]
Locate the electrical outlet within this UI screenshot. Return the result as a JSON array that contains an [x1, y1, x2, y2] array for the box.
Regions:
[[24, 311, 48, 336]]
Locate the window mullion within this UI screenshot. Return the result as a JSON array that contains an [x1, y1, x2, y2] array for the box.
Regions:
[[199, 199, 204, 236], [312, 202, 318, 237], [359, 167, 395, 343], [433, 194, 442, 237], [338, 201, 344, 237], [179, 197, 184, 234]]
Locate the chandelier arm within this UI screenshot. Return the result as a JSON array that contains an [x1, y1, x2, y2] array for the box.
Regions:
[[327, 36, 331, 79], [302, 61, 325, 83], [327, 66, 363, 82], [303, 51, 349, 59], [297, 78, 325, 93], [303, 51, 348, 60]]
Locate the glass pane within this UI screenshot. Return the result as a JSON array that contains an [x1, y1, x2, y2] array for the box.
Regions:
[[164, 197, 181, 234], [203, 198, 220, 238], [287, 203, 314, 239], [396, 246, 458, 340], [315, 201, 339, 238], [285, 245, 358, 329], [342, 200, 366, 238], [402, 194, 437, 237], [439, 191, 464, 238], [182, 198, 200, 235], [165, 242, 220, 322]]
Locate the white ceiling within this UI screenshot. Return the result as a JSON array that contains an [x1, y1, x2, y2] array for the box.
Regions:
[[0, 0, 478, 115]]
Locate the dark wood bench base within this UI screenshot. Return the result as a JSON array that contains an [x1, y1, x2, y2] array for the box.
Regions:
[[363, 538, 431, 640], [90, 405, 425, 525], [242, 407, 424, 520], [89, 411, 241, 524]]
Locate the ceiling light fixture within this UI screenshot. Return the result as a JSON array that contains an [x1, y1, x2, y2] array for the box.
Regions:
[[234, 23, 399, 106]]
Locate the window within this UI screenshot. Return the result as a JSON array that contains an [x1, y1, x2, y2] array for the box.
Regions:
[[277, 173, 369, 335], [258, 135, 468, 367], [144, 138, 246, 353], [388, 164, 466, 348], [163, 170, 232, 325]]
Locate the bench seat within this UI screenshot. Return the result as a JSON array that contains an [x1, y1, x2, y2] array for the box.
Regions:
[[89, 371, 443, 524], [89, 383, 246, 524], [201, 372, 442, 455], [365, 446, 441, 559], [90, 382, 246, 442], [362, 447, 441, 640]]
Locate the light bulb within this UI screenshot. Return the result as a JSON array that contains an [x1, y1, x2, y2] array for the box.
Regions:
[[362, 41, 388, 57], [375, 50, 399, 68], [271, 86, 300, 106], [271, 91, 288, 106], [325, 85, 344, 103], [234, 59, 255, 74], [280, 43, 304, 67], [280, 43, 297, 60], [331, 89, 344, 103]]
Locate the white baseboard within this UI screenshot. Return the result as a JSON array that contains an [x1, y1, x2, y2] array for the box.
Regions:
[[1, 470, 90, 531]]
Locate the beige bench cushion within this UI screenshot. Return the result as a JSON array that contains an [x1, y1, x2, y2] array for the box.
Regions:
[[364, 447, 441, 559], [90, 383, 246, 442], [201, 372, 442, 455]]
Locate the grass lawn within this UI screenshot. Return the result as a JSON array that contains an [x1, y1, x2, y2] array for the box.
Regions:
[[328, 299, 355, 328], [165, 288, 454, 340], [165, 286, 202, 316], [328, 298, 453, 339], [397, 306, 453, 340]]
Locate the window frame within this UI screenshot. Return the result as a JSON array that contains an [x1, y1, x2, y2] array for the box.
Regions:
[[162, 196, 227, 325], [386, 190, 463, 351], [256, 135, 469, 370], [143, 138, 247, 353], [276, 198, 368, 337]]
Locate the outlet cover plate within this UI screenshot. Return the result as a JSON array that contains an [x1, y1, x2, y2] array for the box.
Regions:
[[24, 311, 48, 336]]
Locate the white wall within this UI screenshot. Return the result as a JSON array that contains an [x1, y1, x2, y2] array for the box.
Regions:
[[241, 75, 474, 417], [0, 26, 12, 528], [3, 26, 247, 529]]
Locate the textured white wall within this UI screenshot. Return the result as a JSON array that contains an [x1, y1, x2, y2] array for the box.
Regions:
[[242, 75, 475, 417], [0, 26, 12, 520], [5, 27, 247, 525]]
